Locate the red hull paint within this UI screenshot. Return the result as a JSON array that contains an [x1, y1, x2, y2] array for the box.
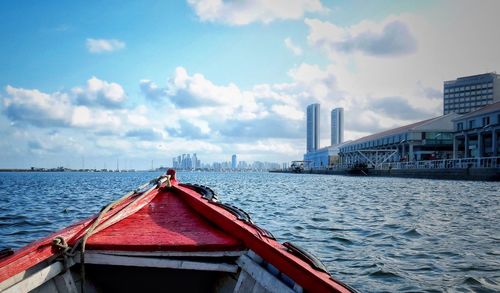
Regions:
[[85, 188, 242, 252], [0, 174, 351, 293]]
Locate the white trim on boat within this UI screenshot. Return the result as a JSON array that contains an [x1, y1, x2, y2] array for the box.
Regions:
[[235, 254, 298, 293], [78, 253, 239, 273], [87, 250, 247, 258], [1, 258, 75, 293]]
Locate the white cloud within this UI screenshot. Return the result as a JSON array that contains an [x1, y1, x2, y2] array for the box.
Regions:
[[284, 37, 303, 55], [73, 76, 126, 108], [165, 67, 262, 120], [3, 86, 73, 127], [187, 0, 327, 25], [2, 77, 127, 130], [86, 38, 125, 53], [305, 17, 417, 57], [272, 104, 303, 120]]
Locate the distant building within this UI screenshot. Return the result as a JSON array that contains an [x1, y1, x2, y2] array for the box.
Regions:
[[192, 153, 198, 169], [306, 103, 320, 152], [452, 101, 500, 158], [231, 154, 237, 169], [443, 72, 500, 115], [304, 141, 351, 169], [331, 107, 344, 145]]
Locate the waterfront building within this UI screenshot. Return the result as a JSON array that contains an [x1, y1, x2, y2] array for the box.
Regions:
[[306, 103, 320, 152], [452, 101, 500, 158], [339, 113, 460, 167], [331, 108, 344, 145], [443, 72, 500, 115], [304, 141, 351, 169], [231, 154, 237, 169]]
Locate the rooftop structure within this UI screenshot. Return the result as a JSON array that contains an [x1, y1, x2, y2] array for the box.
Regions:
[[339, 113, 460, 167], [306, 104, 320, 152], [443, 72, 500, 115]]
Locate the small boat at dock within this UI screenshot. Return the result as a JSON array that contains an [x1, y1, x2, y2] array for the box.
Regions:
[[0, 169, 356, 293]]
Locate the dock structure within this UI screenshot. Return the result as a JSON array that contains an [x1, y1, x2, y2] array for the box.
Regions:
[[272, 156, 500, 181], [338, 113, 460, 166]]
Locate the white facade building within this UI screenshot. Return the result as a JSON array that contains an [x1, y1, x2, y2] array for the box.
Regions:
[[443, 73, 500, 115]]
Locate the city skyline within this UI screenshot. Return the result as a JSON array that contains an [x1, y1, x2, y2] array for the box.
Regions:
[[1, 1, 500, 169]]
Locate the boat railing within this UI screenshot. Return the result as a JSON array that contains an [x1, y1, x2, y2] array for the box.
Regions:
[[377, 156, 500, 170]]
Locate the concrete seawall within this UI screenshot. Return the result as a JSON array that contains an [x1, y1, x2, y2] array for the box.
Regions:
[[270, 168, 500, 181]]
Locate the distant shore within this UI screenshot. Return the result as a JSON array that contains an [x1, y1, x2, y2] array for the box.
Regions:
[[0, 168, 148, 172], [0, 168, 274, 173]]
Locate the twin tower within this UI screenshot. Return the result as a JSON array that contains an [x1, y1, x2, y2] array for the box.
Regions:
[[306, 104, 344, 153]]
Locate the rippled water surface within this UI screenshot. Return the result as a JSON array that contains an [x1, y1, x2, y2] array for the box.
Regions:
[[0, 171, 499, 292]]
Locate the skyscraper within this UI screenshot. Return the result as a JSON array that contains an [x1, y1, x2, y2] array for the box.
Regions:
[[306, 103, 320, 152], [192, 153, 198, 169], [443, 73, 500, 115], [231, 154, 237, 169], [331, 107, 344, 145]]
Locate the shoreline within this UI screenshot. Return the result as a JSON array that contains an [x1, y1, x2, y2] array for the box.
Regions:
[[270, 167, 500, 181]]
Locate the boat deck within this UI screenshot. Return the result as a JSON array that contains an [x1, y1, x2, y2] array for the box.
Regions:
[[86, 189, 243, 252]]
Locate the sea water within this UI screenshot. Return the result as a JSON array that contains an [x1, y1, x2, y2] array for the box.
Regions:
[[0, 171, 498, 292]]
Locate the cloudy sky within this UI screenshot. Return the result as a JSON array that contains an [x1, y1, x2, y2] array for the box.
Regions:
[[1, 0, 499, 169]]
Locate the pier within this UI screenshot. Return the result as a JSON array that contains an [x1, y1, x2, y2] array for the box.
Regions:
[[271, 156, 500, 181]]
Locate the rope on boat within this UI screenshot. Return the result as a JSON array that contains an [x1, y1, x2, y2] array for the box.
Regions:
[[52, 174, 171, 293], [52, 236, 74, 272]]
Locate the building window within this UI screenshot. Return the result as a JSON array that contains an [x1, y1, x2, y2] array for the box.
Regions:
[[482, 116, 490, 127], [469, 120, 475, 129], [457, 122, 463, 131]]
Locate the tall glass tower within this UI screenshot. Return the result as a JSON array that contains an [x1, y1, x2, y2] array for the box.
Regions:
[[306, 104, 320, 152], [331, 107, 344, 145]]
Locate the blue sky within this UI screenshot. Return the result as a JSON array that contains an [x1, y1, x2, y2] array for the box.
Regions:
[[1, 0, 499, 169]]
